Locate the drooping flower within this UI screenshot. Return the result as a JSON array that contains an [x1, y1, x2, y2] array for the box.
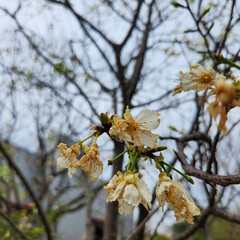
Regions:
[[74, 143, 103, 181], [156, 172, 200, 224], [173, 64, 216, 96], [109, 107, 160, 148], [104, 170, 152, 215], [207, 78, 240, 132], [56, 142, 81, 178]]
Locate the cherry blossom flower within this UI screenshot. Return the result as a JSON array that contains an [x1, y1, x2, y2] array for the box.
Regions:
[[74, 143, 103, 181], [56, 142, 81, 178], [156, 172, 200, 224], [173, 64, 216, 96], [104, 170, 152, 215], [207, 78, 240, 132], [109, 107, 160, 148]]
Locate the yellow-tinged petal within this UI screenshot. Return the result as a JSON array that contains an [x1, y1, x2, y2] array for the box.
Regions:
[[56, 142, 81, 178], [109, 107, 160, 148], [103, 170, 152, 214], [173, 64, 216, 95], [108, 181, 126, 202], [139, 131, 159, 148], [118, 199, 134, 215], [207, 78, 238, 132], [137, 179, 152, 210], [156, 172, 200, 224], [75, 143, 103, 181], [122, 184, 140, 206]]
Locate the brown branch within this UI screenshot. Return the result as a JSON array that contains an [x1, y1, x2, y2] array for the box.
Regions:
[[125, 208, 159, 240], [0, 142, 53, 240], [127, 0, 154, 103], [176, 141, 240, 186], [217, 0, 236, 54], [206, 131, 220, 173], [0, 6, 99, 118], [48, 0, 114, 46], [184, 0, 213, 60], [211, 207, 240, 224], [120, 0, 144, 47]]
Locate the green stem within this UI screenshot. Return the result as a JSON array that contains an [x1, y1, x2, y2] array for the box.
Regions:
[[129, 152, 139, 172], [159, 161, 172, 179], [161, 161, 194, 184], [155, 146, 168, 151], [94, 131, 100, 144], [81, 133, 96, 143], [215, 55, 240, 71], [108, 149, 128, 166]]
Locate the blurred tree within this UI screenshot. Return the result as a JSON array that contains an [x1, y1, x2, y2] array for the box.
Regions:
[[0, 0, 240, 240], [172, 216, 240, 240]]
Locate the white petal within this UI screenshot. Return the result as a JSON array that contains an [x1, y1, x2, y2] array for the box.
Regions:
[[104, 174, 119, 191], [180, 73, 195, 84], [118, 199, 134, 215], [109, 181, 126, 201], [172, 181, 194, 203], [122, 184, 140, 206], [188, 202, 200, 216], [140, 131, 159, 148], [137, 179, 152, 210], [182, 79, 199, 90], [137, 109, 160, 130], [57, 156, 69, 169], [89, 161, 103, 181], [191, 64, 204, 75], [68, 167, 77, 178]]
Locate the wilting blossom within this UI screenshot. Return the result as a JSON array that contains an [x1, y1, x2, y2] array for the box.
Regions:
[[104, 170, 152, 215], [56, 142, 81, 178], [156, 172, 200, 224], [173, 64, 216, 96], [109, 107, 160, 148], [207, 78, 240, 132], [74, 143, 103, 181]]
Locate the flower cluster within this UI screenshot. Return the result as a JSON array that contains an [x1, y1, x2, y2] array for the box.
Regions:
[[173, 64, 217, 96], [56, 142, 81, 178], [173, 64, 240, 132], [57, 142, 103, 181], [56, 106, 200, 224], [207, 78, 240, 132], [156, 172, 200, 224], [109, 106, 160, 148], [104, 170, 152, 215]]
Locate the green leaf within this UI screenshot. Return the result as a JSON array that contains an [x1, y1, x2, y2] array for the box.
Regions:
[[168, 125, 178, 132], [170, 1, 185, 8], [184, 29, 197, 33], [207, 22, 214, 33], [54, 62, 72, 75], [200, 7, 211, 18]]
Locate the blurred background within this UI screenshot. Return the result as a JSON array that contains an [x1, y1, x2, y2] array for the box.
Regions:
[[0, 0, 240, 239]]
